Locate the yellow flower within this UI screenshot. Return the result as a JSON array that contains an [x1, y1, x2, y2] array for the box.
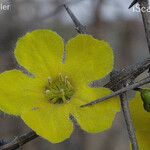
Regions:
[[130, 92, 150, 150], [0, 30, 120, 143]]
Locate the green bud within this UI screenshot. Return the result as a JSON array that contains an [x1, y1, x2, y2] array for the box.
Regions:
[[143, 103, 150, 112], [140, 89, 150, 112]]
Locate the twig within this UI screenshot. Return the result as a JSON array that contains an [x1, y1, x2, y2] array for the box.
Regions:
[[128, 0, 138, 9], [104, 57, 150, 89], [24, 0, 85, 29], [81, 76, 150, 107], [0, 131, 38, 150], [138, 0, 150, 52], [40, 0, 85, 20], [63, 4, 87, 34], [120, 92, 139, 150]]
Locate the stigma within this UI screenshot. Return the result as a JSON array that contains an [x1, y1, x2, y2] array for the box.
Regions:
[[45, 74, 74, 104]]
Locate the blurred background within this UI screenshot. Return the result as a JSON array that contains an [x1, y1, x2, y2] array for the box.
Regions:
[[0, 0, 149, 149]]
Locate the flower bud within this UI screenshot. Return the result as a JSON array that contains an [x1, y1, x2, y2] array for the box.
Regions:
[[140, 89, 150, 112]]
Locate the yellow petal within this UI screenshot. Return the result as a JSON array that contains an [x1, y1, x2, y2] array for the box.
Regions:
[[63, 34, 113, 87], [130, 92, 150, 150], [15, 30, 64, 79], [0, 70, 45, 115], [21, 104, 73, 143], [71, 86, 120, 133]]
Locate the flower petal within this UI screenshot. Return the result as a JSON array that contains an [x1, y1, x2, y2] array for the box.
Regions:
[[15, 30, 64, 78], [64, 35, 113, 87], [21, 104, 73, 143], [71, 87, 120, 133], [130, 92, 150, 150], [0, 70, 44, 115]]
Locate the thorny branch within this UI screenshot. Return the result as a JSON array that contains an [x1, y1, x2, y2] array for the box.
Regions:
[[8, 0, 85, 29], [104, 57, 150, 89], [120, 92, 139, 150], [139, 0, 150, 52], [64, 4, 87, 34], [81, 76, 150, 107], [0, 131, 38, 150], [1, 1, 150, 150]]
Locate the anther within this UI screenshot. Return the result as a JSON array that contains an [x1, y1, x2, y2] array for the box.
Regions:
[[58, 73, 63, 81], [46, 89, 50, 94], [60, 89, 64, 94], [65, 76, 68, 85], [48, 77, 52, 85], [60, 89, 66, 102], [50, 98, 58, 104], [66, 80, 73, 88]]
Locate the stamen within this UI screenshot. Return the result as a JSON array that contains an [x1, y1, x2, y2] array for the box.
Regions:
[[58, 73, 63, 82], [50, 98, 58, 104], [45, 74, 74, 104], [60, 89, 66, 102], [48, 77, 52, 85], [65, 76, 68, 85], [45, 89, 50, 94]]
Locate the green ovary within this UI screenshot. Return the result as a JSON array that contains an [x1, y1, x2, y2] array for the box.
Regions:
[[141, 89, 150, 112], [45, 74, 74, 104]]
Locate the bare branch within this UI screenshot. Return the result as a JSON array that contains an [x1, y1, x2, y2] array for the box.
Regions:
[[64, 5, 87, 34], [120, 92, 139, 150], [81, 76, 150, 107], [0, 131, 38, 150], [13, 0, 85, 29], [104, 57, 150, 89], [139, 0, 150, 52]]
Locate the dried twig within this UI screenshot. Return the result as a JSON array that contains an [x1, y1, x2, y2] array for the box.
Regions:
[[9, 0, 85, 29], [104, 57, 150, 89], [63, 4, 87, 34], [81, 76, 150, 107], [139, 0, 150, 52], [0, 131, 38, 150], [120, 92, 139, 150]]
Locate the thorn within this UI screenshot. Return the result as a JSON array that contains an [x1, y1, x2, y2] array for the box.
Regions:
[[63, 4, 87, 34], [128, 0, 138, 9]]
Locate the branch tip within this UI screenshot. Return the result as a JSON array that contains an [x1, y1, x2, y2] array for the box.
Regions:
[[63, 4, 86, 34]]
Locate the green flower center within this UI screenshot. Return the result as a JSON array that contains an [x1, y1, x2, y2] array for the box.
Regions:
[[45, 74, 74, 104]]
